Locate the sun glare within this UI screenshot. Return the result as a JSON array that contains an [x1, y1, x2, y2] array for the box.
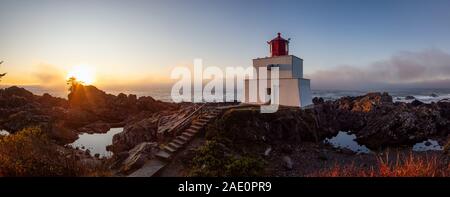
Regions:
[[66, 65, 96, 85]]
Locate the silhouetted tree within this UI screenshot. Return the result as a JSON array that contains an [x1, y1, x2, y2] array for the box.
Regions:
[[0, 61, 6, 81], [66, 76, 82, 93]]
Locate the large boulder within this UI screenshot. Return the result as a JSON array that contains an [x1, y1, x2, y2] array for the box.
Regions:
[[68, 84, 178, 123], [120, 142, 158, 173], [351, 97, 450, 149], [107, 116, 159, 154], [108, 105, 198, 154], [336, 92, 392, 112], [209, 106, 328, 154], [0, 86, 35, 100], [312, 92, 449, 149]]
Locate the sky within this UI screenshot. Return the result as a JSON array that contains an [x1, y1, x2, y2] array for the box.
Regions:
[[1, 0, 450, 91]]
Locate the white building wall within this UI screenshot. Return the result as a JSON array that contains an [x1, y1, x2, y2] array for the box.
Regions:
[[244, 78, 312, 107], [299, 79, 312, 107], [244, 55, 312, 108], [278, 79, 301, 106], [291, 56, 303, 78]]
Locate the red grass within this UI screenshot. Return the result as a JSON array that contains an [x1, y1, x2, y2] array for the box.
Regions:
[[314, 152, 450, 177]]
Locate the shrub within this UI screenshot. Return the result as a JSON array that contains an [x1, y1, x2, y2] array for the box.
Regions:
[[225, 156, 265, 177], [0, 127, 110, 176], [189, 140, 265, 177]]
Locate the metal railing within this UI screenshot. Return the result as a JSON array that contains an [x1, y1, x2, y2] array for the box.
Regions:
[[166, 103, 207, 137]]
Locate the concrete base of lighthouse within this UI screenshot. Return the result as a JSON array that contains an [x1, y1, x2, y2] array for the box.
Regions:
[[244, 78, 312, 107]]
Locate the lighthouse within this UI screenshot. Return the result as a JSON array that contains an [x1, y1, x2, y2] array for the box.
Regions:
[[244, 33, 312, 107]]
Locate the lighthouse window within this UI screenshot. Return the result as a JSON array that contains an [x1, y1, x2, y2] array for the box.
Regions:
[[267, 64, 278, 70]]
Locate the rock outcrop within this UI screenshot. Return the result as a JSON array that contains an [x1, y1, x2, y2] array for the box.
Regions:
[[119, 142, 158, 173], [313, 92, 449, 149], [67, 84, 178, 124], [216, 92, 449, 150], [0, 86, 73, 142], [0, 85, 180, 144], [107, 105, 199, 154]]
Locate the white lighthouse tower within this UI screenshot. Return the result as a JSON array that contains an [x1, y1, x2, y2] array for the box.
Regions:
[[244, 33, 312, 107]]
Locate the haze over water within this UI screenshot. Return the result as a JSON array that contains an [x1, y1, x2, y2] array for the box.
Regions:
[[4, 85, 449, 104]]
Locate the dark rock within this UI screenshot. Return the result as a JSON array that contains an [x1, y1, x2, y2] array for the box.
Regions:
[[77, 122, 110, 134], [405, 95, 415, 100], [120, 142, 157, 173], [0, 84, 180, 146], [312, 97, 324, 105], [411, 99, 424, 107], [215, 91, 450, 150], [317, 151, 328, 161], [108, 105, 195, 154], [264, 147, 272, 156], [340, 148, 355, 155], [1, 86, 34, 100], [438, 98, 450, 103], [355, 101, 447, 148], [67, 84, 178, 123], [281, 144, 293, 154], [282, 156, 293, 170], [108, 116, 158, 154], [346, 92, 393, 112], [424, 141, 432, 146], [430, 93, 438, 97]]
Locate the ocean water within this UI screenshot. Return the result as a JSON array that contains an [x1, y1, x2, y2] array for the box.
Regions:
[[311, 89, 450, 103], [68, 128, 123, 157], [6, 85, 450, 103], [324, 131, 371, 154], [412, 139, 443, 151]]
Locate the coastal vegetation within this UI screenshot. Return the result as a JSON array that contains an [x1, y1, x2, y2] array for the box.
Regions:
[[0, 127, 110, 176], [0, 61, 6, 81], [189, 140, 265, 177], [314, 153, 450, 177]]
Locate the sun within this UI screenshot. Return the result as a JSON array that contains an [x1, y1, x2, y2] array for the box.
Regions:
[[66, 65, 96, 85]]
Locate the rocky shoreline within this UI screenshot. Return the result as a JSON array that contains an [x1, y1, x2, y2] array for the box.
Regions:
[[1, 85, 449, 176]]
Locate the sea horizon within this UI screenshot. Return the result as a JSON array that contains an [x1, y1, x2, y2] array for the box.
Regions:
[[2, 84, 449, 104]]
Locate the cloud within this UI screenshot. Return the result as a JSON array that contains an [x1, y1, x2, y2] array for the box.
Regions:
[[32, 64, 66, 88], [307, 48, 450, 90]]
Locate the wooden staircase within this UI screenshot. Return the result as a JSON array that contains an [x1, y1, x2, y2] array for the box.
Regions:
[[128, 107, 221, 177]]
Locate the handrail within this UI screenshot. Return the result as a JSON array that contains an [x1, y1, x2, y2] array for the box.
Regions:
[[167, 103, 207, 136]]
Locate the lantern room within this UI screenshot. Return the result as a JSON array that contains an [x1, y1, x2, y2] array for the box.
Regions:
[[268, 32, 290, 57]]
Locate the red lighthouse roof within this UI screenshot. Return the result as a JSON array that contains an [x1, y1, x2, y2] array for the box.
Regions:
[[268, 33, 290, 57]]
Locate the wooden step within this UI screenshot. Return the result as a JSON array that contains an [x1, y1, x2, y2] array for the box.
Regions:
[[197, 119, 210, 123], [190, 125, 202, 130], [182, 132, 194, 138], [127, 159, 167, 177], [164, 145, 177, 153], [177, 135, 190, 142], [186, 128, 198, 134], [192, 122, 206, 127], [155, 150, 172, 161], [197, 118, 209, 122], [168, 142, 182, 149], [172, 139, 186, 146], [204, 115, 216, 119]]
